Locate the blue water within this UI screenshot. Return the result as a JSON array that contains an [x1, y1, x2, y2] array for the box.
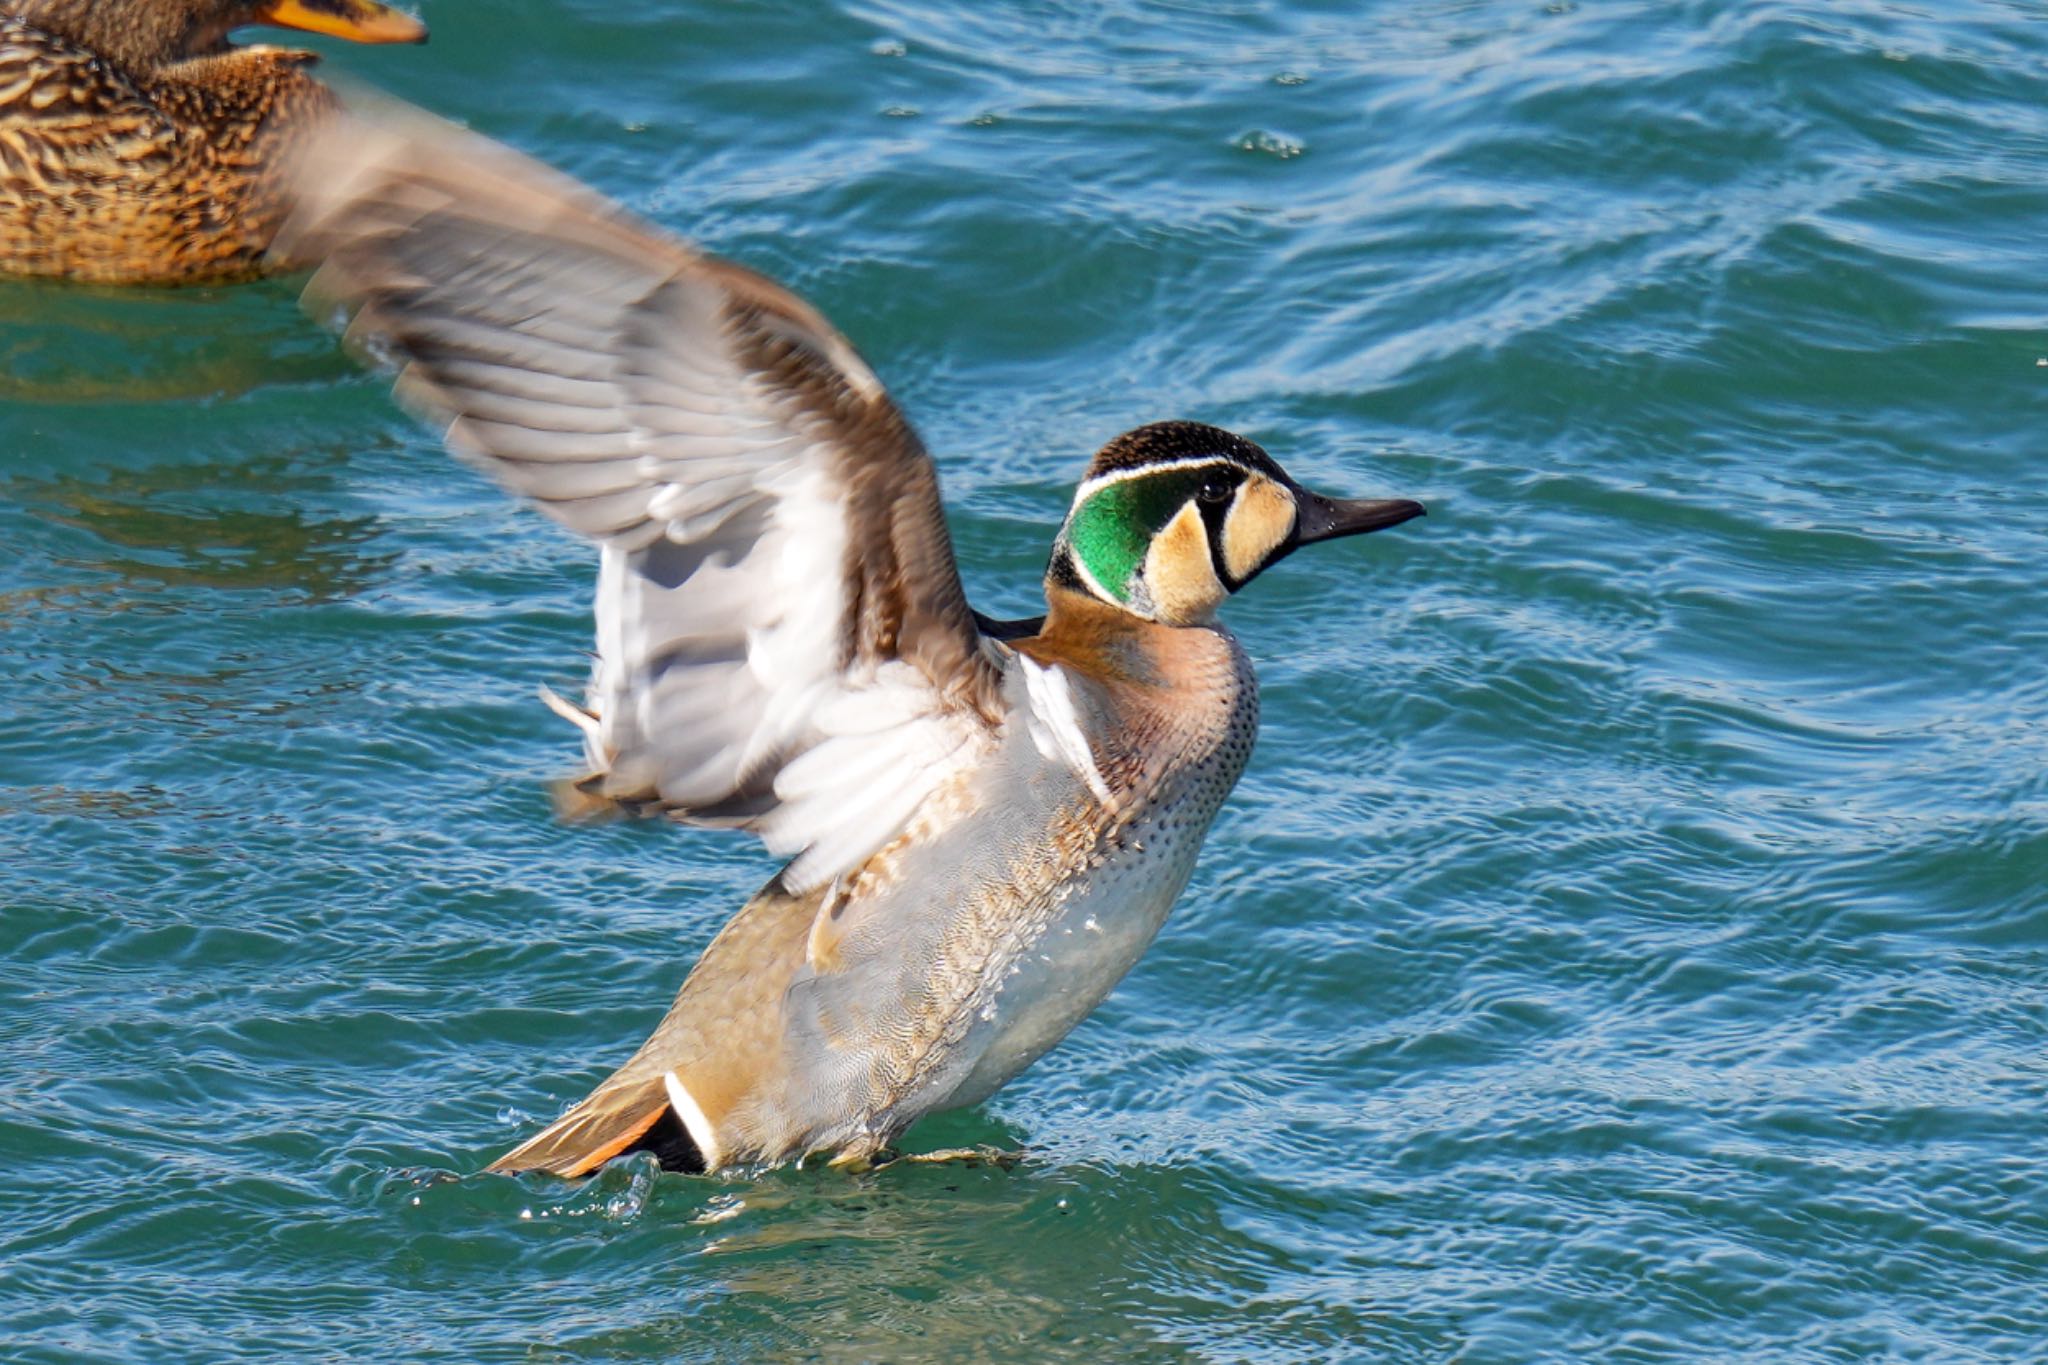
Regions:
[[4, 1, 2046, 1359]]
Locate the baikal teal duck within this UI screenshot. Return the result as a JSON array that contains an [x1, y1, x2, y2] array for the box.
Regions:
[[273, 107, 1425, 1177]]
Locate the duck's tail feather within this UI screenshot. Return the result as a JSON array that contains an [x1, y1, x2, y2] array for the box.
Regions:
[[486, 1073, 703, 1178]]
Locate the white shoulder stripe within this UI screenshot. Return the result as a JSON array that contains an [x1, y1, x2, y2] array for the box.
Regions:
[[1019, 655, 1113, 807], [664, 1070, 724, 1170]]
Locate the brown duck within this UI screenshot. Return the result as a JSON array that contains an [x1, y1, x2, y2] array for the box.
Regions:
[[0, 0, 425, 284]]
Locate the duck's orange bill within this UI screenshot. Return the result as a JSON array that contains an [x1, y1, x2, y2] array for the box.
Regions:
[[256, 0, 429, 44]]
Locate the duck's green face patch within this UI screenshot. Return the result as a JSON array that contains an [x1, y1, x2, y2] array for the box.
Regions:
[[1063, 467, 1213, 605]]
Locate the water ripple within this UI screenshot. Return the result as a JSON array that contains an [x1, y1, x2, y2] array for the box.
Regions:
[[5, 0, 2048, 1359]]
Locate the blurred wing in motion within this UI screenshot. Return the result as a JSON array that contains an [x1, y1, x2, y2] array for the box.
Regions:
[[275, 105, 1009, 894]]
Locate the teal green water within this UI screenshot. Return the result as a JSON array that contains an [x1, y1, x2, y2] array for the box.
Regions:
[[5, 1, 2047, 1359]]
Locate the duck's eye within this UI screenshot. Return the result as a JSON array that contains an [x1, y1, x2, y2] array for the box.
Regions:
[[1197, 475, 1234, 505]]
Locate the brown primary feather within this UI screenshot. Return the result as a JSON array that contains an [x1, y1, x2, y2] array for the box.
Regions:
[[0, 2, 421, 284]]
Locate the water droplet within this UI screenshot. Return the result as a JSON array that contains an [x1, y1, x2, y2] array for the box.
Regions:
[[694, 1198, 745, 1226], [1234, 129, 1305, 160], [1083, 915, 1102, 933]]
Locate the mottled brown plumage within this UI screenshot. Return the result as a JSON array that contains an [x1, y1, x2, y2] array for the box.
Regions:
[[0, 0, 423, 284]]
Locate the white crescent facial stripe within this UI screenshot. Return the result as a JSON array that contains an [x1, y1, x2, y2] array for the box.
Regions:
[[1067, 456, 1238, 509], [1060, 534, 1125, 608]]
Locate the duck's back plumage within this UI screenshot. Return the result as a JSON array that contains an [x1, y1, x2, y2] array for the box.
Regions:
[[0, 17, 334, 281]]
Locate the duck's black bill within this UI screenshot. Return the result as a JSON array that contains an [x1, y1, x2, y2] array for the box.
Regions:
[[1294, 493, 1426, 545]]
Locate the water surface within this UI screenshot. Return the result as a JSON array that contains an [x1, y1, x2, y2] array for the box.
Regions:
[[4, 1, 2046, 1359]]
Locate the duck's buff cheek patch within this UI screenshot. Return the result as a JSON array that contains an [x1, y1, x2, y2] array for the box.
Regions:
[[1144, 501, 1225, 621], [1221, 476, 1297, 585]]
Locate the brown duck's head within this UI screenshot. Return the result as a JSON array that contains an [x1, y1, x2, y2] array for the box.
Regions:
[[1048, 421, 1425, 627], [18, 0, 427, 68]]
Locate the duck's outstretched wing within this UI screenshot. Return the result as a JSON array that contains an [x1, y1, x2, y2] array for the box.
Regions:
[[276, 105, 1011, 894]]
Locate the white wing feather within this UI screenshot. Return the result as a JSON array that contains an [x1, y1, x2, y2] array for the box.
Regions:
[[277, 106, 1023, 892]]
